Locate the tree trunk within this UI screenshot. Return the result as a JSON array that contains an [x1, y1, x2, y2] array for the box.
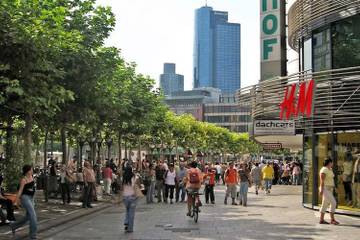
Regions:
[[50, 133, 54, 157], [97, 141, 102, 162], [35, 145, 40, 165], [118, 130, 122, 164], [79, 142, 84, 170], [4, 120, 19, 192], [138, 137, 141, 171], [118, 131, 122, 167], [107, 143, 111, 160], [67, 142, 71, 162], [124, 139, 128, 160], [91, 142, 96, 166], [23, 113, 33, 164], [61, 126, 67, 164], [43, 130, 48, 168], [175, 141, 179, 163], [160, 140, 164, 161]]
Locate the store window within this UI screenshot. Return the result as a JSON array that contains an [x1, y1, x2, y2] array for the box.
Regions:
[[303, 136, 313, 205], [332, 14, 360, 69], [335, 133, 360, 211], [315, 134, 332, 206], [313, 28, 331, 72]]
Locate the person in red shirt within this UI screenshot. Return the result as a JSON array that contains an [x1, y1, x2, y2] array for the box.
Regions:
[[184, 161, 203, 216], [224, 162, 238, 205], [204, 164, 216, 204], [102, 162, 113, 196]]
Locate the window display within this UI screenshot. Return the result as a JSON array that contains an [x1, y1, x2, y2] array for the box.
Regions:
[[333, 133, 360, 211]]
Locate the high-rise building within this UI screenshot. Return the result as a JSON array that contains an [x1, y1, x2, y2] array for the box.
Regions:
[[160, 63, 184, 96], [193, 6, 241, 94]]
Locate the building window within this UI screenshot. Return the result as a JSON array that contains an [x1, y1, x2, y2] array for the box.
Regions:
[[313, 28, 331, 72], [303, 38, 312, 72], [332, 14, 360, 69]]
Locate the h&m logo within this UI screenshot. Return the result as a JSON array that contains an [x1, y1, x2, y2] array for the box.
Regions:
[[279, 80, 315, 120]]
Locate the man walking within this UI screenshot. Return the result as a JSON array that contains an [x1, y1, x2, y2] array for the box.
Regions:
[[262, 162, 274, 194], [82, 161, 96, 208], [102, 162, 113, 195], [224, 162, 238, 205], [176, 162, 187, 202], [155, 160, 166, 203], [204, 165, 216, 204], [250, 163, 261, 195]]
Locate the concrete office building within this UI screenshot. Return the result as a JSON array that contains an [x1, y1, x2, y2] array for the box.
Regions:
[[164, 87, 221, 121]]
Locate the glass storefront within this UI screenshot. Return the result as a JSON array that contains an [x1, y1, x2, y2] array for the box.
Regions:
[[303, 136, 314, 205], [335, 133, 360, 211], [304, 132, 360, 214], [298, 14, 360, 215]]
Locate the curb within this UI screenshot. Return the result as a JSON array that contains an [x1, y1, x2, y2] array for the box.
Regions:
[[13, 202, 113, 239]]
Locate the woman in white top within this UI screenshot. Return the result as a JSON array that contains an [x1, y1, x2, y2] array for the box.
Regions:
[[122, 166, 139, 233], [319, 159, 339, 225], [164, 164, 176, 204]]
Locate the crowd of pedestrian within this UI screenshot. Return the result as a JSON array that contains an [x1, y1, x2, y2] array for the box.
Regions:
[[0, 155, 338, 238]]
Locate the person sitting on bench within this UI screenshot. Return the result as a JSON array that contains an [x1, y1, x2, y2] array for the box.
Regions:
[[0, 175, 16, 224]]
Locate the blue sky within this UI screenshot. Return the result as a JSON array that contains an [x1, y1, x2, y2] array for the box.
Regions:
[[96, 0, 263, 89]]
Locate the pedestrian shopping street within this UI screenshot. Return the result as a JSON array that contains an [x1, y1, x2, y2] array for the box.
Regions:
[[37, 185, 360, 240]]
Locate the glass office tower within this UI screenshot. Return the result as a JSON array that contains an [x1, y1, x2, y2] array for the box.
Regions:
[[193, 6, 241, 95], [160, 63, 184, 96]]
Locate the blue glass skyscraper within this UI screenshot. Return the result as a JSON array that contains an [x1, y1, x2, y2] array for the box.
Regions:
[[193, 6, 241, 94]]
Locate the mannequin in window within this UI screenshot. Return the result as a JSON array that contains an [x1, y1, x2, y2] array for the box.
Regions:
[[352, 152, 360, 208], [342, 149, 353, 205]]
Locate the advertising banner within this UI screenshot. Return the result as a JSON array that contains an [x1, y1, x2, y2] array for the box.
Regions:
[[254, 120, 295, 136]]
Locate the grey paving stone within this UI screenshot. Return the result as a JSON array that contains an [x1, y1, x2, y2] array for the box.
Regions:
[[39, 185, 360, 240]]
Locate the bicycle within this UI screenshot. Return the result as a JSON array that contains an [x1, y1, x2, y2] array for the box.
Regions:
[[187, 190, 203, 223]]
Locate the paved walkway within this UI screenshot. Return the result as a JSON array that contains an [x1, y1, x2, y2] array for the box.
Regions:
[[0, 191, 112, 240], [36, 185, 360, 240]]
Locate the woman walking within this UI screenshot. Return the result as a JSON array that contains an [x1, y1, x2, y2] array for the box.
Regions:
[[164, 164, 176, 204], [319, 159, 340, 225], [144, 163, 155, 204], [238, 163, 251, 206], [10, 165, 37, 239], [122, 166, 141, 233]]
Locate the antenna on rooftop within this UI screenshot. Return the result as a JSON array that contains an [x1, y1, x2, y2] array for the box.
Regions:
[[205, 0, 208, 6]]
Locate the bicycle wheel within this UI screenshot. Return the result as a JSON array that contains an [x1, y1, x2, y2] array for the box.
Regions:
[[193, 206, 199, 223]]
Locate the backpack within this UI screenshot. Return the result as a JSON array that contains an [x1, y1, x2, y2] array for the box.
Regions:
[[189, 170, 200, 184], [164, 170, 169, 180]]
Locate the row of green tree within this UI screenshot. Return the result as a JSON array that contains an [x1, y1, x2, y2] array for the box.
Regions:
[[150, 112, 261, 162], [0, 0, 260, 191]]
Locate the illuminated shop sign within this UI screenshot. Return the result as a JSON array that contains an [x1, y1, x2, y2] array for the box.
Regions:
[[280, 80, 315, 120], [254, 120, 295, 136]]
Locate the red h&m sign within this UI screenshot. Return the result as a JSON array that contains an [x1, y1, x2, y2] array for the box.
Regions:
[[279, 80, 314, 120]]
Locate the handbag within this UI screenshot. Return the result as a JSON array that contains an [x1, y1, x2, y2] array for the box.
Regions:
[[133, 178, 144, 198]]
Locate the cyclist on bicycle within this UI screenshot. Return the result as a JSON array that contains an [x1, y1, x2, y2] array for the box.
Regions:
[[184, 161, 203, 216]]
